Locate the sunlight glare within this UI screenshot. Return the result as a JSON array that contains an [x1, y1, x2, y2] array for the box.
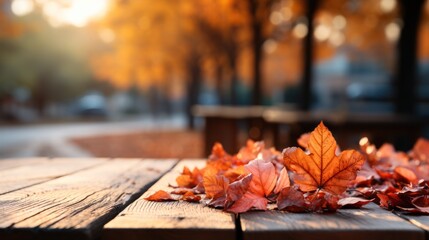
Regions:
[[380, 0, 396, 13], [385, 21, 401, 42], [40, 0, 109, 27], [314, 24, 331, 41], [292, 23, 308, 39], [11, 0, 34, 16]]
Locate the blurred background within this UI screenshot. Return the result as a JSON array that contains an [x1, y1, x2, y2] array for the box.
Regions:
[[0, 0, 428, 159]]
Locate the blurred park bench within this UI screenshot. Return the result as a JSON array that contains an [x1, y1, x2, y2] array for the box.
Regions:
[[193, 105, 429, 155]]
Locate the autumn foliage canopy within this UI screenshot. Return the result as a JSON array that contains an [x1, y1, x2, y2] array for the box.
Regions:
[[146, 122, 429, 214]]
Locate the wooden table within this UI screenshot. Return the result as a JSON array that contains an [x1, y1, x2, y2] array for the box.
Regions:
[[1, 158, 428, 240]]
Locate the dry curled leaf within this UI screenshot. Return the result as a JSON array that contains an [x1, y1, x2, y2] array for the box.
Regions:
[[226, 174, 253, 204], [176, 166, 203, 188], [338, 197, 373, 208], [273, 167, 290, 194], [180, 191, 202, 203], [203, 170, 229, 199], [411, 138, 429, 163], [277, 186, 307, 212], [226, 191, 267, 213], [283, 122, 365, 195], [145, 190, 176, 202]]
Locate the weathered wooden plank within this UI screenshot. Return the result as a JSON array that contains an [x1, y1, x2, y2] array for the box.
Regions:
[[103, 160, 236, 240], [0, 158, 48, 171], [240, 203, 425, 240], [0, 158, 105, 195], [0, 158, 177, 240], [396, 214, 429, 239]]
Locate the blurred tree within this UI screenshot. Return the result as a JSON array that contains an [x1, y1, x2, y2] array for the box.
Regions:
[[97, 0, 253, 127], [0, 9, 97, 115], [246, 0, 277, 105], [394, 0, 425, 115]]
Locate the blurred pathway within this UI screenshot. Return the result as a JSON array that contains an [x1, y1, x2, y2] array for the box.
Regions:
[[0, 115, 186, 159]]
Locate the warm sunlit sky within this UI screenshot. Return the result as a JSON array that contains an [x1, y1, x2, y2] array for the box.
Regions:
[[11, 0, 109, 27]]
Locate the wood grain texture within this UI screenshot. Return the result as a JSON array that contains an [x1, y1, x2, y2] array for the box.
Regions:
[[240, 203, 425, 240], [396, 214, 429, 239], [0, 158, 105, 195], [103, 160, 236, 240], [0, 158, 48, 171], [0, 158, 177, 240]]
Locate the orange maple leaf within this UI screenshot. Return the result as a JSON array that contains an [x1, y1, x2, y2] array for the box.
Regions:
[[283, 122, 365, 195]]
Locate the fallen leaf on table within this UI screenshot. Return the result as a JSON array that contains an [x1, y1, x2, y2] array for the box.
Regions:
[[176, 166, 203, 188], [410, 138, 429, 163], [145, 190, 176, 202], [245, 159, 277, 197], [411, 195, 429, 214], [273, 167, 290, 194], [394, 166, 418, 184], [226, 191, 268, 213], [283, 121, 365, 195], [180, 191, 202, 203], [338, 197, 373, 208], [277, 186, 307, 212], [203, 169, 229, 199], [226, 173, 252, 206]]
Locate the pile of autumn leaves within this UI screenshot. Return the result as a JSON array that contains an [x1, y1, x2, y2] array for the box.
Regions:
[[146, 122, 429, 214]]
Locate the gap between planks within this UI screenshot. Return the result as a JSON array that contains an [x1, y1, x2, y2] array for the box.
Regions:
[[394, 212, 429, 240], [103, 159, 237, 240]]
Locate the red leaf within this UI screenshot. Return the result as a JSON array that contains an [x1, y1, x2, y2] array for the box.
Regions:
[[307, 191, 340, 212], [277, 186, 307, 212], [377, 193, 390, 209], [273, 167, 291, 194], [171, 188, 194, 195], [338, 197, 373, 208], [411, 138, 429, 163], [180, 191, 202, 203], [245, 159, 277, 196], [226, 174, 252, 203], [394, 166, 418, 184], [145, 190, 176, 202], [412, 195, 429, 214], [226, 192, 268, 213]]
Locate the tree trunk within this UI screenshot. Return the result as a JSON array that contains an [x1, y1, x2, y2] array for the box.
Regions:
[[248, 0, 264, 106], [186, 54, 201, 129], [215, 63, 226, 105], [230, 59, 239, 105], [300, 0, 317, 111], [394, 0, 424, 115]]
